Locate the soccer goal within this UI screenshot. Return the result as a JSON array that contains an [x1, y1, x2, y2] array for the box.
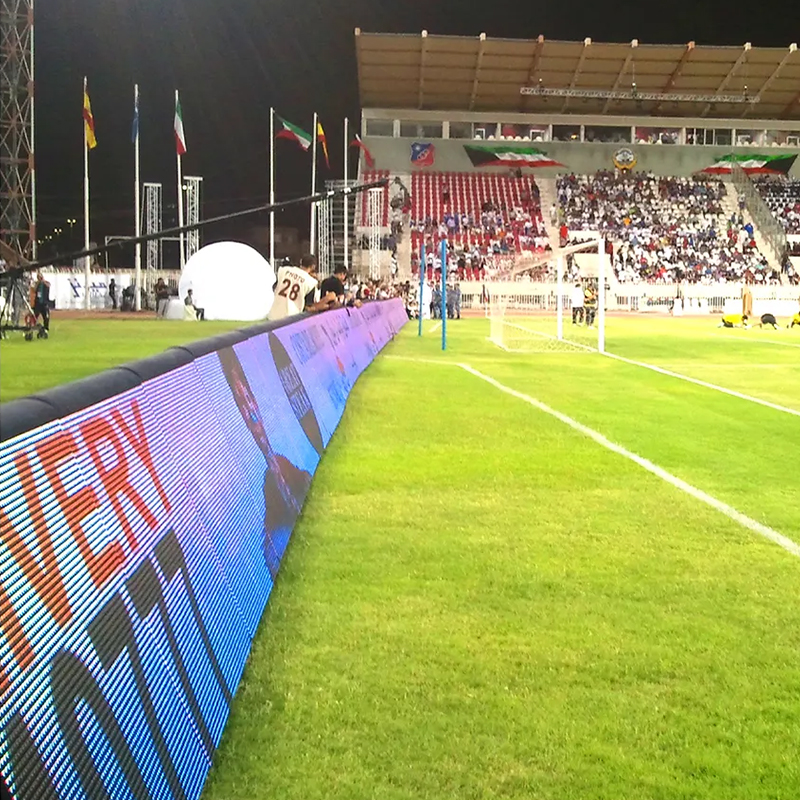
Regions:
[[487, 237, 607, 353]]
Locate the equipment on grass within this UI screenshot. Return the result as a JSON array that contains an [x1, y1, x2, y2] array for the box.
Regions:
[[487, 237, 606, 353], [0, 264, 48, 342]]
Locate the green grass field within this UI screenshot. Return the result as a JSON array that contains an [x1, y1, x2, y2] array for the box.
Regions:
[[0, 317, 243, 402], [2, 313, 799, 798], [201, 316, 800, 800]]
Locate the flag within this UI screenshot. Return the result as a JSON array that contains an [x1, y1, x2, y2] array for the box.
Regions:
[[700, 153, 797, 176], [350, 133, 375, 169], [316, 121, 330, 168], [463, 144, 563, 168], [275, 116, 312, 151], [83, 87, 97, 150], [174, 95, 187, 156], [131, 92, 139, 144]]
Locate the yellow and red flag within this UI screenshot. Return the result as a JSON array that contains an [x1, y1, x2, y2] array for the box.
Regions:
[[83, 86, 97, 149], [316, 121, 329, 169]]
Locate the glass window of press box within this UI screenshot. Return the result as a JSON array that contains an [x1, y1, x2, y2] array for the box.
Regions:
[[365, 119, 394, 137], [473, 122, 500, 139], [400, 120, 443, 139], [735, 129, 764, 146], [766, 130, 800, 147], [499, 123, 549, 142], [584, 125, 631, 144], [552, 124, 581, 142], [686, 128, 733, 146], [448, 121, 473, 139], [635, 127, 680, 145]]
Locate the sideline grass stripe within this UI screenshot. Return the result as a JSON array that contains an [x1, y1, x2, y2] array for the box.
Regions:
[[459, 362, 800, 559], [603, 351, 800, 417]]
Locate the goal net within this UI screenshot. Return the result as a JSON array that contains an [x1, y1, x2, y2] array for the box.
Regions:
[[487, 237, 607, 354]]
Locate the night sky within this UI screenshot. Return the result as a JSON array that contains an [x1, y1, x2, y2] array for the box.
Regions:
[[35, 0, 787, 261]]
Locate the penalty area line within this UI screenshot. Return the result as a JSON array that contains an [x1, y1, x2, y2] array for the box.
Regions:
[[602, 352, 800, 418], [458, 362, 800, 560], [716, 335, 800, 351]]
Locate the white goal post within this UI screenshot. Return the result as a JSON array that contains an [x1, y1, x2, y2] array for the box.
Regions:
[[488, 237, 607, 353]]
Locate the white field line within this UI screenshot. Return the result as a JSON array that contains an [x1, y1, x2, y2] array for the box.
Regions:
[[385, 355, 461, 366], [429, 322, 442, 333], [716, 335, 800, 351], [603, 352, 800, 418], [458, 363, 800, 559]]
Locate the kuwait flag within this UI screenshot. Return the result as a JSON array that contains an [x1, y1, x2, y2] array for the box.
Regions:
[[464, 144, 563, 168], [174, 94, 187, 155], [701, 153, 797, 175], [275, 116, 312, 151]]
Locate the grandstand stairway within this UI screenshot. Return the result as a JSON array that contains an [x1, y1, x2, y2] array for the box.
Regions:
[[537, 176, 561, 247], [725, 184, 785, 279]]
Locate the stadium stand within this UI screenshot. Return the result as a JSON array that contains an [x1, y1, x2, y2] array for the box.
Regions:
[[558, 171, 779, 284], [406, 172, 550, 275], [755, 177, 800, 234], [360, 170, 391, 227]]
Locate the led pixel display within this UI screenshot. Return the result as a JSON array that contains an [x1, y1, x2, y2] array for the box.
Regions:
[[0, 301, 408, 800]]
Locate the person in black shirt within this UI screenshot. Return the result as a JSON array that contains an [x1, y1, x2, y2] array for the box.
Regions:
[[31, 272, 51, 331], [319, 265, 346, 302], [108, 278, 117, 310], [319, 265, 361, 309]]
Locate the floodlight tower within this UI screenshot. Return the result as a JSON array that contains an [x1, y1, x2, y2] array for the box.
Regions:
[[0, 0, 36, 262]]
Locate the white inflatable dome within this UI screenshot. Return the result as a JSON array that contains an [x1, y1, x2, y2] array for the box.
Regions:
[[178, 241, 274, 321]]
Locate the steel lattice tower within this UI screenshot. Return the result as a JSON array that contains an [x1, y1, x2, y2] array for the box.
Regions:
[[0, 0, 35, 262]]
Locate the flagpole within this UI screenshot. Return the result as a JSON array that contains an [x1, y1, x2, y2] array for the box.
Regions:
[[310, 111, 317, 255], [134, 83, 142, 311], [83, 76, 91, 310], [176, 89, 185, 269], [343, 116, 349, 274], [269, 106, 275, 269]]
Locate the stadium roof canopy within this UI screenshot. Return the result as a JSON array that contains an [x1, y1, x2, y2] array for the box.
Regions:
[[355, 31, 800, 121]]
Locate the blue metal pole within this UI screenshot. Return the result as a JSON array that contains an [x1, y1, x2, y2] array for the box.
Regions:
[[418, 242, 425, 336], [440, 238, 447, 351]]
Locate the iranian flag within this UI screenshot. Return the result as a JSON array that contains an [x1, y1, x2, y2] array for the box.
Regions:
[[700, 153, 797, 175], [174, 94, 187, 155], [275, 116, 312, 151], [464, 144, 563, 168]]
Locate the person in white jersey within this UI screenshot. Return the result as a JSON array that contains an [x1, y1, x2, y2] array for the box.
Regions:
[[268, 254, 336, 321]]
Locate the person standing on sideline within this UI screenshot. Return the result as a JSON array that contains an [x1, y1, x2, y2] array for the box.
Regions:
[[31, 272, 51, 331], [571, 282, 584, 325], [154, 278, 170, 317], [742, 284, 753, 319], [108, 278, 117, 311], [584, 284, 598, 327], [431, 284, 442, 319]]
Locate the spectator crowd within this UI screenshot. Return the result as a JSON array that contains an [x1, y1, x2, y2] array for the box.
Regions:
[[755, 176, 800, 235], [557, 171, 779, 284]]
